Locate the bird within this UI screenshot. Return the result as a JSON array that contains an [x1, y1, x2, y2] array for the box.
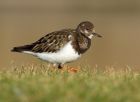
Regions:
[[11, 21, 102, 69]]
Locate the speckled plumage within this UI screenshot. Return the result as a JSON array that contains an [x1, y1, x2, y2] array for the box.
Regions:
[[11, 21, 102, 68]]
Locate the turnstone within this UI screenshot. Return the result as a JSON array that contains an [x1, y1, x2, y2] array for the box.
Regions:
[[11, 21, 102, 69]]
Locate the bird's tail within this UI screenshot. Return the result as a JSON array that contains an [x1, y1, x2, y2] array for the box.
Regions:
[[11, 44, 33, 53]]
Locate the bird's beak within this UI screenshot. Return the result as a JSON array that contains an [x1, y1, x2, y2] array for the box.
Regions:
[[92, 30, 102, 38], [92, 32, 102, 38]]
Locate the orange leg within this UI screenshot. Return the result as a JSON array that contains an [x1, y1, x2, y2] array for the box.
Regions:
[[59, 65, 80, 73], [67, 67, 79, 73]]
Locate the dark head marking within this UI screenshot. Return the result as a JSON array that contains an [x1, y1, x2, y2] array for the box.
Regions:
[[76, 21, 102, 38]]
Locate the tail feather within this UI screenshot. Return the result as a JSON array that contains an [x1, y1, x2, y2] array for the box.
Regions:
[[11, 45, 33, 52]]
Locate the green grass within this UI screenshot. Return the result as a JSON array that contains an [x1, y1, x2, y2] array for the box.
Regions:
[[0, 64, 140, 102]]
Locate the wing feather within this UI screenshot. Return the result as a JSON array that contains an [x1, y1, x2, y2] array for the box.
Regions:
[[31, 30, 71, 53]]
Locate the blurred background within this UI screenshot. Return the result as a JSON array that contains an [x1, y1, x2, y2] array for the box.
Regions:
[[0, 0, 140, 69]]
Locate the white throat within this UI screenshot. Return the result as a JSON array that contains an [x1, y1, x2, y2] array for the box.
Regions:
[[88, 34, 93, 39]]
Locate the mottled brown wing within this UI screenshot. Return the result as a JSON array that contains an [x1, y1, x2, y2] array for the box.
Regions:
[[31, 30, 70, 53]]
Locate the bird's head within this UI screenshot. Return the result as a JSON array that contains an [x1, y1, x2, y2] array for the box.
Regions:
[[77, 21, 102, 39]]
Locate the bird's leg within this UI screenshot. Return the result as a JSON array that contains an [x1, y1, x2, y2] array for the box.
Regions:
[[67, 67, 80, 73], [57, 64, 79, 73], [58, 64, 63, 69]]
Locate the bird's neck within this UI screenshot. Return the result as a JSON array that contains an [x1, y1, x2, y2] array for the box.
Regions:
[[77, 33, 91, 54]]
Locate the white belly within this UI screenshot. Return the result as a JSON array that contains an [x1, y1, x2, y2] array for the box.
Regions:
[[23, 41, 81, 64]]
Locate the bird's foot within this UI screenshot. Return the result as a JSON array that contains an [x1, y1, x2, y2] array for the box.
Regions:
[[67, 67, 80, 73], [60, 65, 80, 73]]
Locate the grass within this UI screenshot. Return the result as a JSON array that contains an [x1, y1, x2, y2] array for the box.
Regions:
[[0, 64, 140, 102]]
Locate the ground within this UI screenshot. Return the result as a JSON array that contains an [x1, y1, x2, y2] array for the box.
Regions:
[[0, 64, 140, 102]]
